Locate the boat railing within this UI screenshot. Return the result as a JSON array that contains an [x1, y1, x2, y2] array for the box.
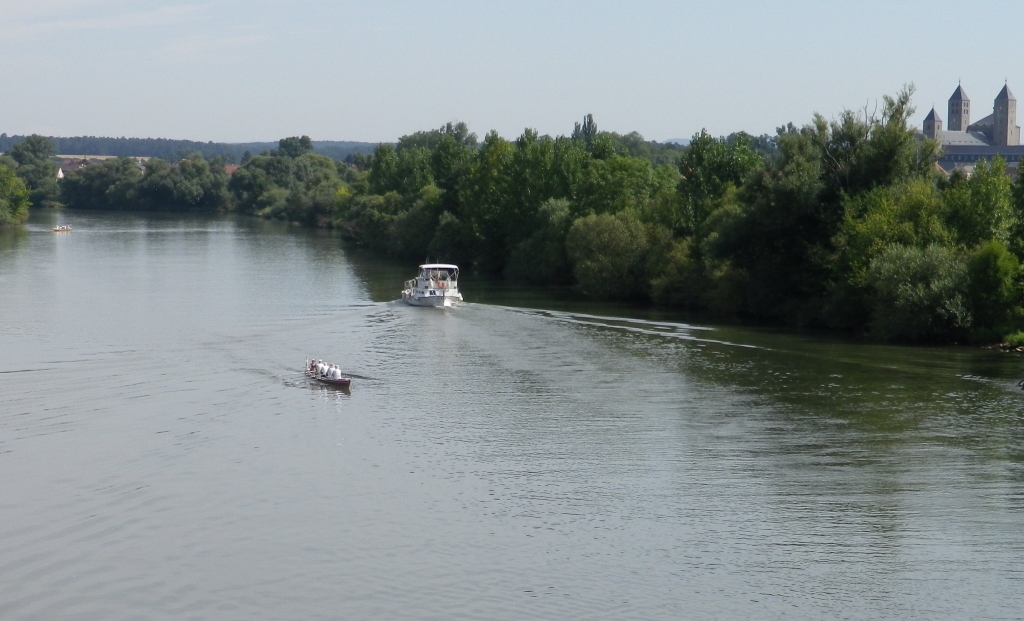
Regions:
[[405, 275, 458, 292]]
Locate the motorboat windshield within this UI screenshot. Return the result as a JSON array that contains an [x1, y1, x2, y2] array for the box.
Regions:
[[419, 264, 459, 283]]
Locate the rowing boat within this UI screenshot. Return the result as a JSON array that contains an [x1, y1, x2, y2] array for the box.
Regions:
[[304, 368, 351, 387]]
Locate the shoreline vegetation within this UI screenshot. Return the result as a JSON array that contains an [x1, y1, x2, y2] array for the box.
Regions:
[[5, 86, 1024, 345], [0, 134, 376, 164]]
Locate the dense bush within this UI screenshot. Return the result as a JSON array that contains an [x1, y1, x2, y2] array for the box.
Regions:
[[136, 154, 230, 211], [566, 212, 651, 299], [867, 244, 971, 342], [650, 238, 709, 308], [967, 240, 1020, 331], [60, 158, 143, 210], [229, 143, 349, 226]]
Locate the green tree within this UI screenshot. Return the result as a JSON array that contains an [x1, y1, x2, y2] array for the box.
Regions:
[[367, 144, 432, 196], [726, 131, 779, 159], [399, 122, 477, 152], [1010, 170, 1024, 261], [574, 154, 661, 218], [835, 178, 950, 273], [816, 86, 937, 208], [506, 198, 574, 285], [967, 239, 1020, 333], [430, 133, 474, 199], [601, 130, 686, 166], [277, 136, 313, 158], [640, 166, 685, 233], [394, 147, 434, 195], [501, 129, 556, 252], [336, 192, 403, 248], [368, 144, 400, 195], [571, 114, 598, 150], [942, 157, 1013, 248], [270, 153, 345, 224], [229, 156, 278, 214], [461, 131, 514, 272], [228, 146, 345, 224], [677, 130, 761, 233], [0, 165, 30, 226], [566, 211, 650, 299], [650, 238, 708, 308], [137, 154, 230, 211], [826, 178, 951, 329], [652, 185, 747, 313], [550, 136, 588, 200], [389, 185, 443, 257], [8, 134, 60, 208], [429, 210, 474, 266]]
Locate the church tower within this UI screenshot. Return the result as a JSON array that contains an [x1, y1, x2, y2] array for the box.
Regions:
[[948, 84, 970, 131], [923, 107, 943, 140], [993, 84, 1020, 146]]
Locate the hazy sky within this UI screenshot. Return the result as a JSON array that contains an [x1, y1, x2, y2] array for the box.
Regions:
[[1, 0, 1021, 144]]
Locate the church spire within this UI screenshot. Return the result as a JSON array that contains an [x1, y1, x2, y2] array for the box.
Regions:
[[993, 82, 1019, 146], [948, 84, 970, 131], [923, 107, 943, 140]]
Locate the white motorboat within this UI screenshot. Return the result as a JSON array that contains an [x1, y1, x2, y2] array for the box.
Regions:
[[402, 263, 463, 307]]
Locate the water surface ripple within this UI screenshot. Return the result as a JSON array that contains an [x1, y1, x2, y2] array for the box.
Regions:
[[1, 211, 1022, 620]]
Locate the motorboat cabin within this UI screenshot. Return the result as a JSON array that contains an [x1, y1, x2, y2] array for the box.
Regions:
[[402, 263, 463, 307]]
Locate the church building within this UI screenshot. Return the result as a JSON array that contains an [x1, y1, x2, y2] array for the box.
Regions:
[[922, 83, 1024, 177]]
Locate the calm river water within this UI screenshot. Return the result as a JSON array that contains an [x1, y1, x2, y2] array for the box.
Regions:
[[2, 210, 1023, 620]]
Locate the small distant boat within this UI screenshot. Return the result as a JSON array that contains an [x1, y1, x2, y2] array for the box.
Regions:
[[402, 263, 463, 307], [305, 360, 351, 387], [51, 225, 72, 232]]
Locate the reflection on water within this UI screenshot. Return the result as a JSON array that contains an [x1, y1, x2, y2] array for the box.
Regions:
[[1, 210, 1023, 620]]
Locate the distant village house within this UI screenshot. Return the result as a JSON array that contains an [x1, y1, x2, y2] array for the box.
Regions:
[[52, 156, 239, 179]]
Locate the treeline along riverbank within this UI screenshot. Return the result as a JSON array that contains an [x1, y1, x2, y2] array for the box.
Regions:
[[5, 86, 1024, 344], [0, 133, 376, 164]]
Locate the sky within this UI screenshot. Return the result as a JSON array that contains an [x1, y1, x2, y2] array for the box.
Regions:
[[1, 0, 1022, 144]]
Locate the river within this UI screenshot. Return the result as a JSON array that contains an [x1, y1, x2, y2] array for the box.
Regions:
[[1, 210, 1022, 620]]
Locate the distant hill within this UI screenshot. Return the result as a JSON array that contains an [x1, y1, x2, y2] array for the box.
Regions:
[[663, 138, 691, 146], [0, 133, 380, 163]]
